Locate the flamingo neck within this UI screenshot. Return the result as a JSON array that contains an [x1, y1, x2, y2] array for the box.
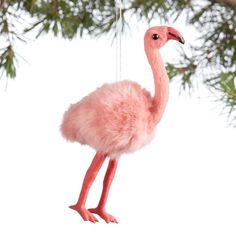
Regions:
[[145, 46, 169, 125]]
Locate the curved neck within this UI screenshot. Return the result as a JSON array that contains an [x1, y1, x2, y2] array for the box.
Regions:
[[145, 45, 169, 124]]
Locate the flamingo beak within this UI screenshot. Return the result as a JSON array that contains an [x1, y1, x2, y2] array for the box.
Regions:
[[167, 27, 185, 44]]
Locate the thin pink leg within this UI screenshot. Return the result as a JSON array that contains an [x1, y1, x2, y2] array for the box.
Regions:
[[89, 159, 118, 223], [70, 152, 106, 223]]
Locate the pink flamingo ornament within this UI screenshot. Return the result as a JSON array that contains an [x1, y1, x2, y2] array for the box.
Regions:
[[61, 26, 184, 223]]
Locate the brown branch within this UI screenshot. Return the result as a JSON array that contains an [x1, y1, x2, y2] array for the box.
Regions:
[[211, 0, 236, 8]]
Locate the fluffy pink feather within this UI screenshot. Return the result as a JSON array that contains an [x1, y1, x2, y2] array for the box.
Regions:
[[61, 80, 154, 158]]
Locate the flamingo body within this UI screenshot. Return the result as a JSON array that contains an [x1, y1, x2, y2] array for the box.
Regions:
[[61, 80, 155, 158], [61, 26, 184, 223]]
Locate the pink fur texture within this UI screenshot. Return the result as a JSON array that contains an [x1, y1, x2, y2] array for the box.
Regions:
[[61, 80, 155, 158]]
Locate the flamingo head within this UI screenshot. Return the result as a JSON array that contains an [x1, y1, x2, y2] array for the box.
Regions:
[[144, 26, 185, 49]]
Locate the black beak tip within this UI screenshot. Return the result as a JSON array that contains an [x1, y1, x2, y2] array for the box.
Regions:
[[179, 37, 185, 44]]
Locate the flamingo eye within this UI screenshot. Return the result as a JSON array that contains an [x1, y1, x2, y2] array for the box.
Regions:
[[152, 34, 159, 40]]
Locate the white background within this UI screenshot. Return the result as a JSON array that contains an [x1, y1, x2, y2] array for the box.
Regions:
[[0, 22, 235, 236]]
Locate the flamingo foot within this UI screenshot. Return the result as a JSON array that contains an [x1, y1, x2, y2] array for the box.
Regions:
[[88, 207, 118, 223], [69, 205, 98, 223]]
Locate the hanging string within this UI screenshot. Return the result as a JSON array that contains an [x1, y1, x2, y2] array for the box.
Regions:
[[115, 0, 122, 82]]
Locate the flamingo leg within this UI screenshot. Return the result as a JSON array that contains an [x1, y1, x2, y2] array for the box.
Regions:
[[70, 152, 106, 223], [89, 159, 118, 223]]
